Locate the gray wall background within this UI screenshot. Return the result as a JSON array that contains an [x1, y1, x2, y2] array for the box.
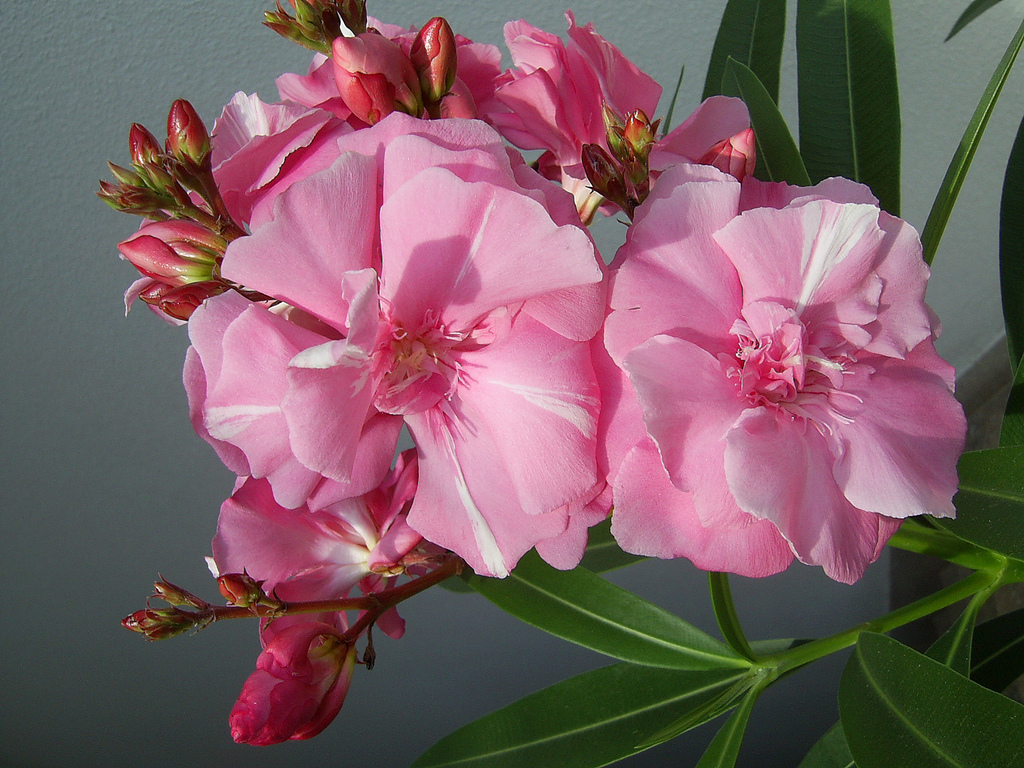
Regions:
[[3, 1, 1023, 766]]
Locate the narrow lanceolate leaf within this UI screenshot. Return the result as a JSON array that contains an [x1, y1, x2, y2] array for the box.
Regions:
[[798, 722, 856, 768], [662, 63, 686, 133], [971, 607, 1024, 693], [999, 116, 1024, 444], [704, 0, 787, 103], [839, 632, 1024, 768], [465, 552, 747, 670], [936, 446, 1024, 561], [948, 0, 1008, 41], [577, 518, 646, 574], [796, 0, 901, 215], [693, 682, 763, 768], [722, 58, 812, 185], [412, 664, 748, 768], [921, 15, 1024, 264], [925, 595, 983, 675], [1000, 352, 1024, 447]]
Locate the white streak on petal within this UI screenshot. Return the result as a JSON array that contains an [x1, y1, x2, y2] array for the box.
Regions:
[[796, 203, 876, 313], [488, 380, 598, 438], [440, 420, 508, 577], [205, 404, 281, 440], [458, 197, 497, 287]]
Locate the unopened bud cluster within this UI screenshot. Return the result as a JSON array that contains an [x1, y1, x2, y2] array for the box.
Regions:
[[264, 0, 368, 53], [333, 16, 463, 125], [218, 571, 285, 614], [583, 106, 661, 218]]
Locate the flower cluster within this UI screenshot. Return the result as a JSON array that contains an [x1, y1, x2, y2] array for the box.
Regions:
[[109, 1, 965, 747]]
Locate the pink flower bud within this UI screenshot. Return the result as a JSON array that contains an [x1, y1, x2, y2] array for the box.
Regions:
[[696, 127, 757, 181], [217, 571, 267, 608], [411, 17, 458, 104], [166, 99, 211, 166], [230, 622, 357, 745], [138, 280, 227, 321], [438, 78, 478, 119], [129, 123, 163, 168], [152, 577, 208, 608], [121, 606, 198, 640], [118, 221, 224, 285], [332, 33, 423, 123], [621, 109, 658, 157]]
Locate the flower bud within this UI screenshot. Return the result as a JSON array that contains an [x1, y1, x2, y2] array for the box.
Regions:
[[410, 18, 458, 104], [166, 100, 211, 166], [152, 577, 208, 608], [129, 123, 163, 168], [332, 33, 423, 123], [121, 606, 200, 641], [118, 221, 223, 286], [622, 109, 658, 158], [137, 280, 228, 321], [230, 622, 358, 745], [696, 127, 757, 181], [218, 571, 266, 608]]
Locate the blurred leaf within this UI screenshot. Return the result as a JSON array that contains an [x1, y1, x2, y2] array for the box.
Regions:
[[1000, 116, 1024, 444], [948, 0, 1008, 40], [662, 63, 686, 133], [921, 15, 1024, 264], [936, 446, 1024, 561], [465, 551, 747, 670], [704, 0, 787, 103], [796, 0, 901, 214], [578, 518, 647, 574], [972, 607, 1024, 692], [412, 664, 748, 768], [798, 722, 855, 768], [693, 681, 762, 768], [722, 58, 811, 185], [1000, 353, 1024, 446], [840, 632, 1024, 768]]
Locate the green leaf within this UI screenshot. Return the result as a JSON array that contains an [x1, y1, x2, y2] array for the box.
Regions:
[[796, 0, 901, 215], [465, 551, 747, 670], [921, 15, 1024, 264], [412, 664, 748, 768], [925, 596, 982, 675], [1000, 353, 1024, 446], [798, 722, 856, 768], [839, 632, 1024, 768], [693, 682, 763, 768], [577, 518, 647, 574], [636, 674, 754, 749], [947, 0, 1008, 40], [936, 446, 1024, 560], [704, 0, 787, 103], [722, 57, 812, 185], [662, 63, 686, 133], [972, 606, 1024, 693]]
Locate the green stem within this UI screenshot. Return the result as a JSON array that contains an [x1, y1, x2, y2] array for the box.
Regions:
[[765, 569, 999, 675], [709, 572, 757, 662]]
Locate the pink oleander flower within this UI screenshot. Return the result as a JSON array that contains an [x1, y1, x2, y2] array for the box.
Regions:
[[186, 113, 607, 578], [211, 450, 423, 602], [649, 97, 755, 178], [488, 12, 661, 209], [603, 165, 966, 583], [229, 620, 357, 745]]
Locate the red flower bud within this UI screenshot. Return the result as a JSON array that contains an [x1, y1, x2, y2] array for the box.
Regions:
[[332, 33, 423, 123], [217, 571, 266, 608], [411, 17, 458, 104], [166, 100, 211, 166], [129, 124, 163, 168], [118, 221, 223, 286], [697, 127, 757, 181], [138, 280, 227, 321], [122, 606, 199, 641]]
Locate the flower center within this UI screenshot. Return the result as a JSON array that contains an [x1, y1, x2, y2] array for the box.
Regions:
[[372, 311, 464, 415], [725, 300, 848, 419]]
